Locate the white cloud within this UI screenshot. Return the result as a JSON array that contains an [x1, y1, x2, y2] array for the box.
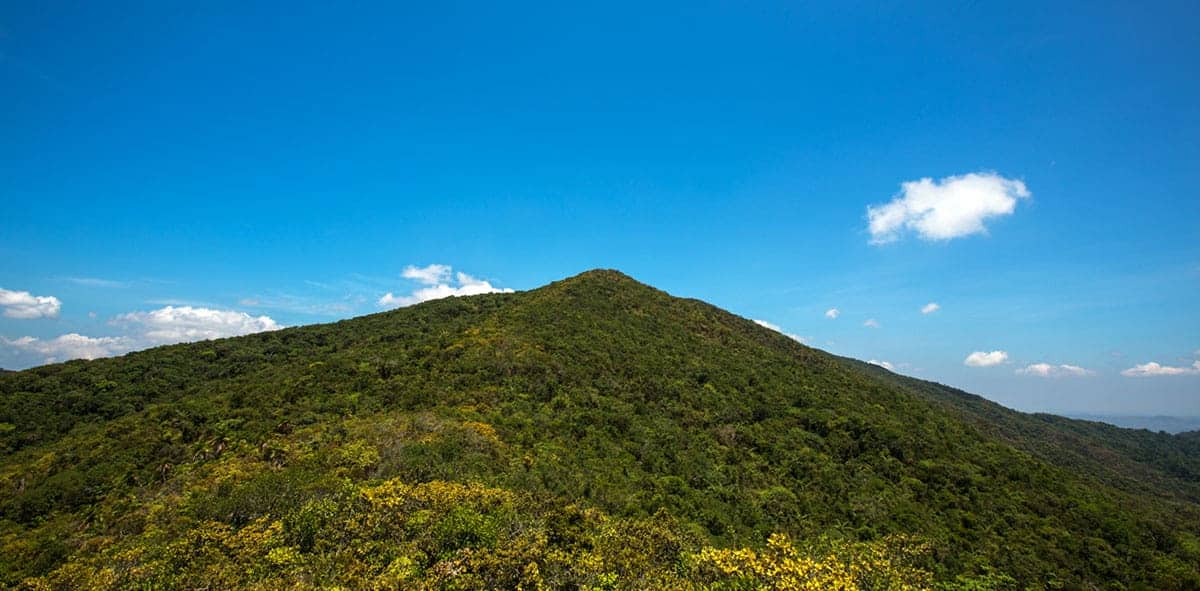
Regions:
[[868, 359, 894, 371], [113, 306, 281, 344], [824, 308, 840, 319], [863, 318, 880, 328], [2, 306, 282, 366], [1016, 363, 1094, 377], [867, 172, 1030, 244], [380, 267, 514, 308], [753, 319, 806, 343], [921, 302, 940, 315], [1120, 360, 1200, 377], [3, 334, 134, 363], [0, 288, 61, 319], [964, 350, 1008, 367], [401, 264, 452, 285]]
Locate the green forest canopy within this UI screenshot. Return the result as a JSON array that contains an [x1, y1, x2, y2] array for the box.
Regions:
[[2, 270, 1198, 589]]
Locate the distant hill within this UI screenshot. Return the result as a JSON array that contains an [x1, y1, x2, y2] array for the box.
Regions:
[[2, 270, 1198, 590], [1065, 413, 1200, 434]]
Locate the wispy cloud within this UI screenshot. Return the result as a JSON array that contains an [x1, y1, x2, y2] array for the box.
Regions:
[[1016, 363, 1094, 377], [0, 287, 61, 319], [401, 264, 453, 285], [867, 172, 1029, 244], [3, 305, 282, 365], [863, 318, 880, 328], [868, 359, 894, 371], [1120, 360, 1200, 377], [379, 265, 514, 308], [61, 276, 128, 288], [145, 298, 220, 308], [964, 350, 1008, 367], [824, 308, 840, 319], [921, 302, 940, 314], [237, 292, 361, 316]]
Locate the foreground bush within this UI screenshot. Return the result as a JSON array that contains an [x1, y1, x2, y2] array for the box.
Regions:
[[19, 476, 939, 590]]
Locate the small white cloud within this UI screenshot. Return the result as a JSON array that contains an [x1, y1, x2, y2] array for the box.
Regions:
[[401, 264, 453, 285], [824, 308, 840, 319], [867, 172, 1030, 244], [868, 359, 895, 371], [1016, 363, 1094, 377], [380, 266, 514, 308], [753, 319, 806, 343], [921, 302, 940, 315], [0, 288, 61, 319], [863, 318, 880, 328], [964, 350, 1008, 367], [1120, 360, 1200, 377], [2, 334, 134, 362]]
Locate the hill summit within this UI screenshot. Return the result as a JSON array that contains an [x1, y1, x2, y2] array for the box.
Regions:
[[2, 270, 1199, 589]]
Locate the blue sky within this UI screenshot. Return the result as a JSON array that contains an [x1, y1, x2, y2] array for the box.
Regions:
[[2, 2, 1198, 415]]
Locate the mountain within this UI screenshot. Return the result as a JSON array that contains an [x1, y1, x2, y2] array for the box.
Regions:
[[1065, 414, 1200, 435], [1, 270, 1198, 590]]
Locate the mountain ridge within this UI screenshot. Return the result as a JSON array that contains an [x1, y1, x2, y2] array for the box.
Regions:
[[2, 269, 1198, 589]]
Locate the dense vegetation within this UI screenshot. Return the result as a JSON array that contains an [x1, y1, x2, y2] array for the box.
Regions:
[[1, 270, 1198, 589]]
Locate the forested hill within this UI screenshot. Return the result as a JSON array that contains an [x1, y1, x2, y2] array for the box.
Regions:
[[2, 269, 1198, 590]]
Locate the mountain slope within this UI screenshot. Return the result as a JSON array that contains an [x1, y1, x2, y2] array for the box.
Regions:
[[2, 270, 1198, 589], [847, 358, 1200, 503]]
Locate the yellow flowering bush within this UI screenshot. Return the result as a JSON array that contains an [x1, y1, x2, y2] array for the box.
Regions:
[[691, 533, 932, 591], [13, 415, 941, 591]]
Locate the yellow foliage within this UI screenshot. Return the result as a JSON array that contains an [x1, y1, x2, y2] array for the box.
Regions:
[[16, 468, 934, 591], [335, 440, 380, 473], [461, 421, 504, 447], [691, 533, 932, 591], [361, 478, 516, 513]]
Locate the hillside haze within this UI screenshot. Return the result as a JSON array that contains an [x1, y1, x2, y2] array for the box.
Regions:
[[2, 270, 1198, 589]]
